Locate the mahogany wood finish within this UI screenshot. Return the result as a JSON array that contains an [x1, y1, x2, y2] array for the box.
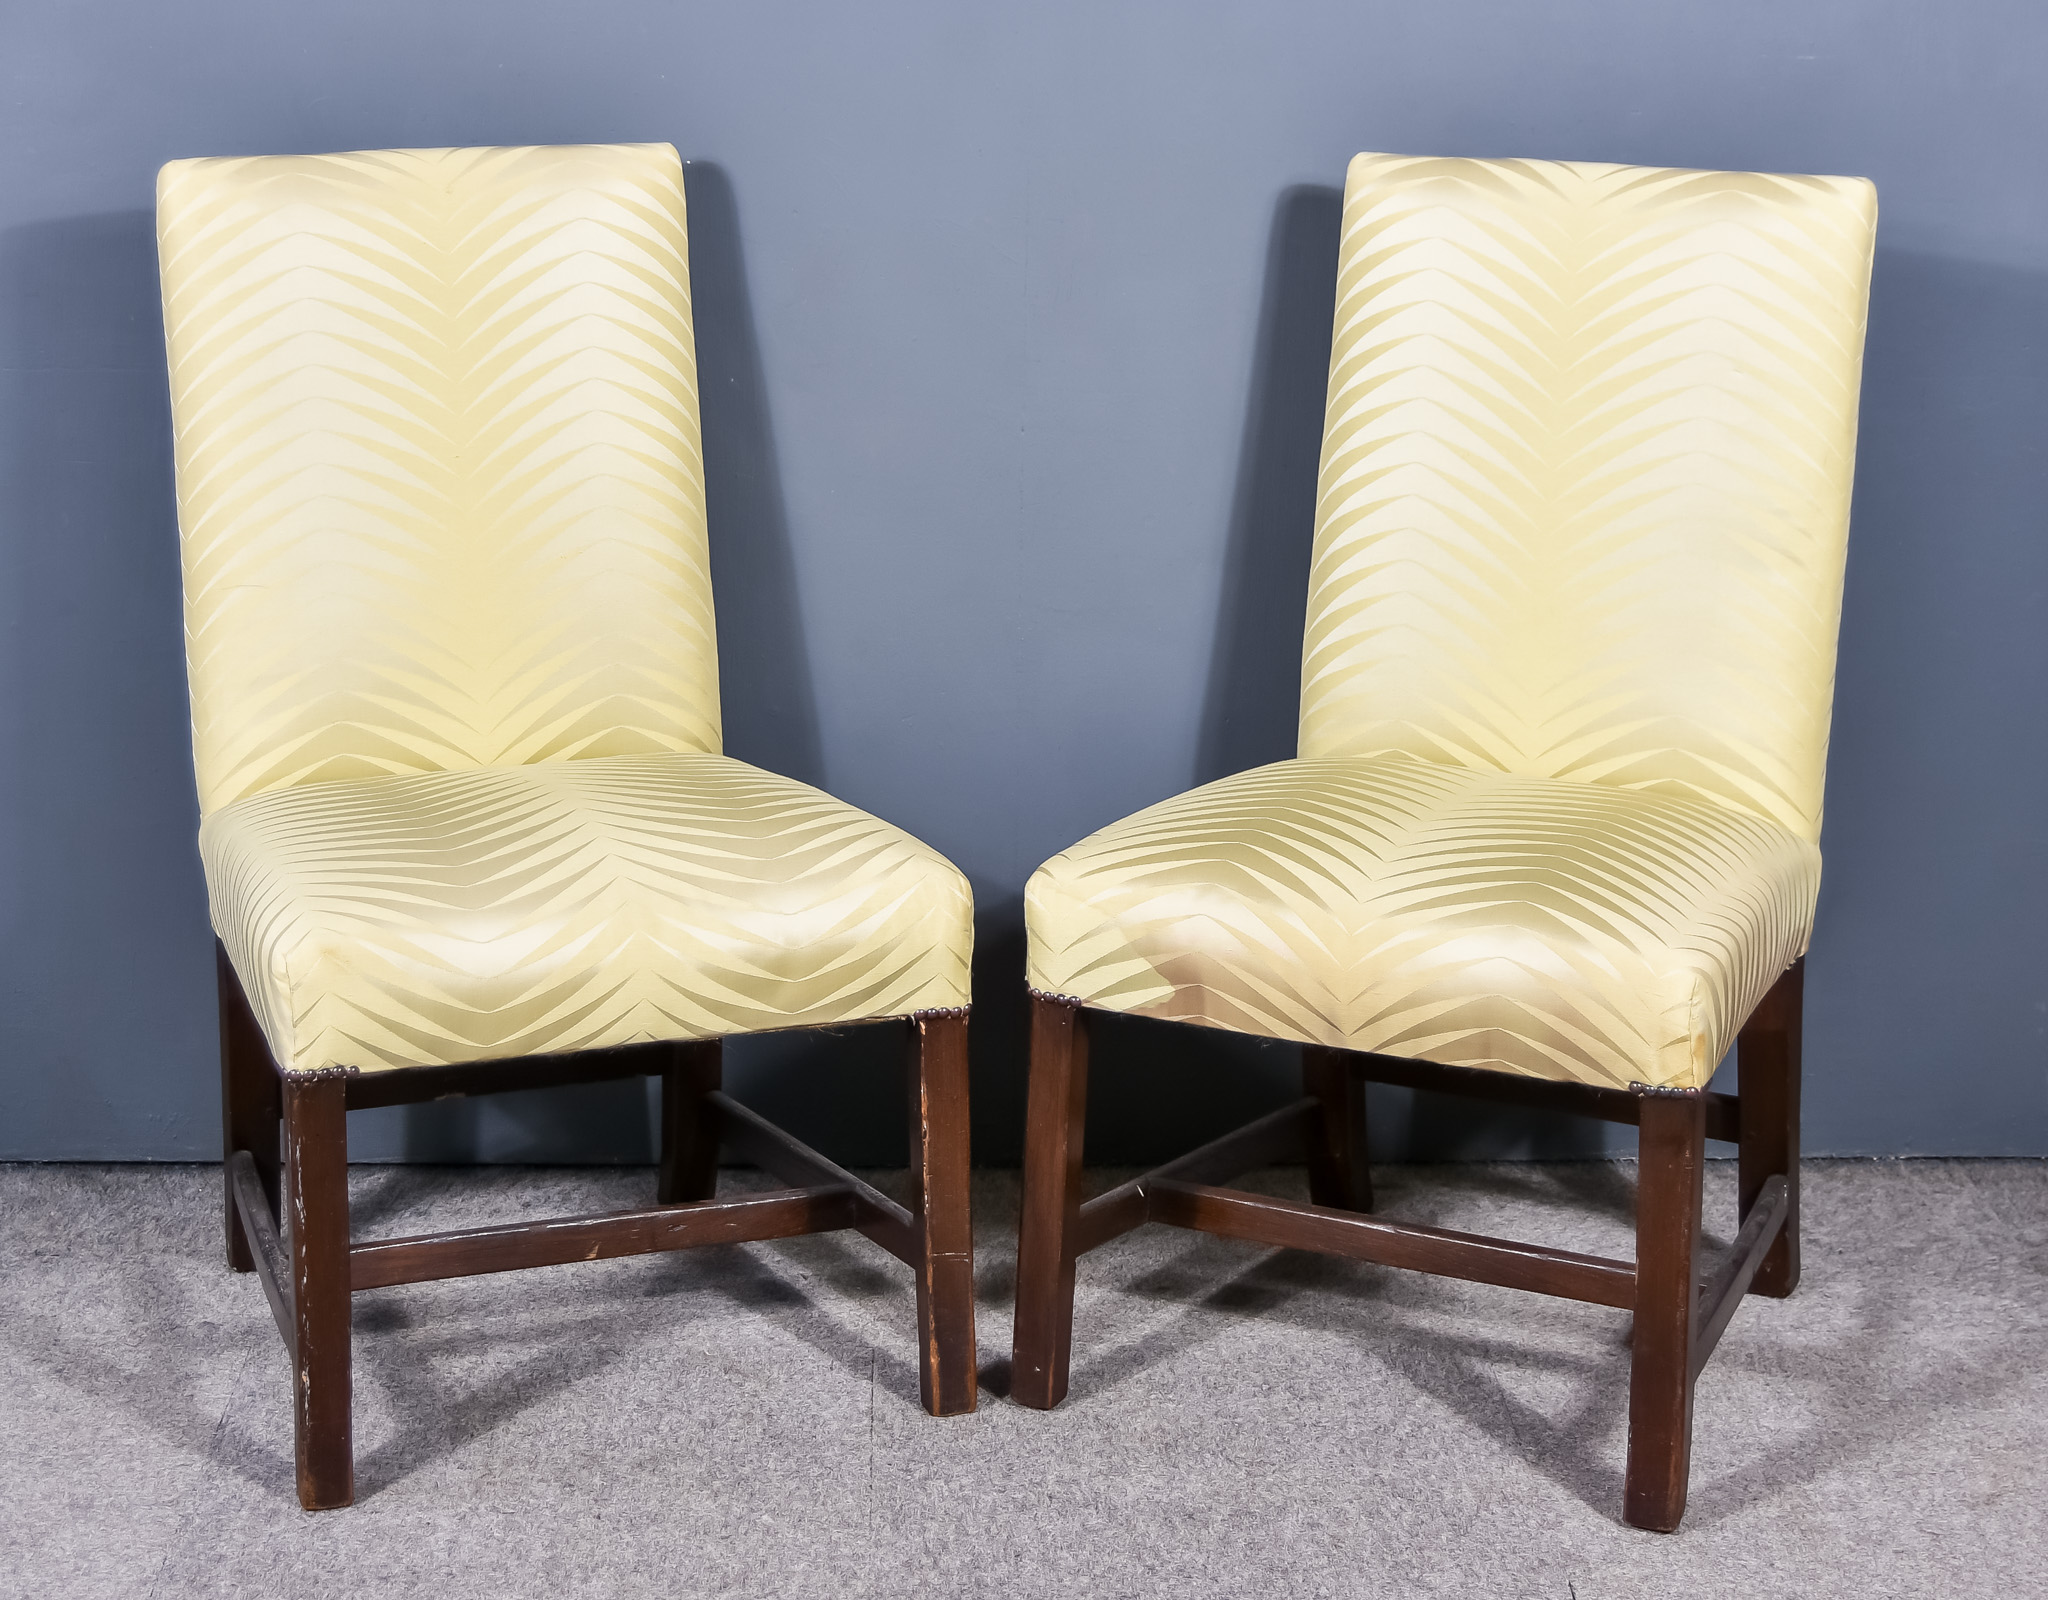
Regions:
[[1691, 1174, 1790, 1380], [283, 1071, 353, 1512], [1010, 995, 1091, 1410], [212, 941, 977, 1511], [1351, 1048, 1742, 1146], [1071, 1176, 1147, 1257], [1073, 1099, 1316, 1255], [340, 1044, 658, 1111], [218, 945, 280, 1272], [1738, 957, 1804, 1296], [908, 1011, 977, 1415], [710, 1090, 919, 1262], [1147, 1180, 1638, 1308], [659, 1040, 724, 1205], [228, 1150, 292, 1349], [1008, 964, 1806, 1532], [1625, 1089, 1707, 1532], [350, 1186, 860, 1290], [1303, 1045, 1373, 1211]]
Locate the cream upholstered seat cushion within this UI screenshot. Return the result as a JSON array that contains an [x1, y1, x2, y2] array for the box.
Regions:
[[1027, 756, 1814, 1090], [206, 753, 973, 1075], [159, 144, 973, 1072], [1026, 154, 1875, 1089]]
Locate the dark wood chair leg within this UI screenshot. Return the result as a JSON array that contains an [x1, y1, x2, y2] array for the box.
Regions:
[[1738, 959, 1803, 1298], [1303, 1045, 1372, 1211], [908, 1009, 976, 1415], [218, 942, 281, 1273], [658, 1039, 724, 1205], [1625, 1089, 1706, 1532], [1010, 995, 1089, 1410], [283, 1073, 354, 1511]]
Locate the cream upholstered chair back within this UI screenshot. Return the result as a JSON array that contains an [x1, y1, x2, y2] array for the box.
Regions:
[[158, 144, 720, 815], [1299, 155, 1878, 841]]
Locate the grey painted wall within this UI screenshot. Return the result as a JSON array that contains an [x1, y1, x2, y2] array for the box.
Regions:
[[2, 1, 2042, 1166]]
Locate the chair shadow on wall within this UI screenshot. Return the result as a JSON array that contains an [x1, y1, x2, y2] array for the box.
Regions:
[[0, 210, 216, 1161]]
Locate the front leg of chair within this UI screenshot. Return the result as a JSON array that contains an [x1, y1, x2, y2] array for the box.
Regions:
[[218, 943, 281, 1273], [1625, 1088, 1706, 1532], [1010, 994, 1090, 1410], [658, 1039, 724, 1205], [908, 1010, 977, 1415], [1303, 1045, 1373, 1211], [282, 1073, 354, 1510], [1738, 959, 1803, 1297]]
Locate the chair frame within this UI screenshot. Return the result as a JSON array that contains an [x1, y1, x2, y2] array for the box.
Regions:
[[1010, 957, 1802, 1532], [217, 941, 978, 1511]]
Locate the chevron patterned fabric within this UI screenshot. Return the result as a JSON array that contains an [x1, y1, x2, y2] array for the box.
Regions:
[[1300, 154, 1877, 840], [159, 143, 722, 815], [160, 146, 973, 1073], [205, 754, 973, 1075], [1027, 755, 1815, 1089], [1028, 154, 1875, 1089]]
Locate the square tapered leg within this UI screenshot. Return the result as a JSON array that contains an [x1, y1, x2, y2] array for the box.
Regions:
[[1625, 1089, 1706, 1532], [283, 1073, 353, 1511], [1010, 995, 1089, 1410], [908, 1010, 977, 1415], [1303, 1045, 1373, 1212], [219, 942, 281, 1273], [1739, 960, 1803, 1298], [658, 1039, 724, 1205]]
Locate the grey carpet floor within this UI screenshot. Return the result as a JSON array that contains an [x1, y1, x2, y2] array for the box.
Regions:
[[1, 1159, 2042, 1599]]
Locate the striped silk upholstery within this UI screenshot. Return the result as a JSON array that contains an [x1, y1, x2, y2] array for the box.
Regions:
[[160, 146, 972, 1074], [1028, 154, 1875, 1089]]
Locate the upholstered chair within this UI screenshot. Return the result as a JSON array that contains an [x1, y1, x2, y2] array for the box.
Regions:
[[1012, 154, 1875, 1531], [157, 143, 977, 1511]]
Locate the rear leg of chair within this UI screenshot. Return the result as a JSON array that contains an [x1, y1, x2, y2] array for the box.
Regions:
[[908, 1010, 977, 1415], [1625, 1089, 1706, 1532], [1303, 1045, 1373, 1211], [1738, 959, 1803, 1298], [1010, 995, 1090, 1410], [283, 1073, 354, 1510], [218, 942, 281, 1274], [658, 1039, 724, 1205]]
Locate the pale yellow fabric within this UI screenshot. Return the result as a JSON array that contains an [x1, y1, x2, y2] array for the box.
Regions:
[[204, 753, 973, 1075], [1027, 755, 1815, 1089], [1301, 155, 1877, 841], [1028, 155, 1874, 1089], [159, 144, 721, 815], [160, 146, 973, 1072]]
